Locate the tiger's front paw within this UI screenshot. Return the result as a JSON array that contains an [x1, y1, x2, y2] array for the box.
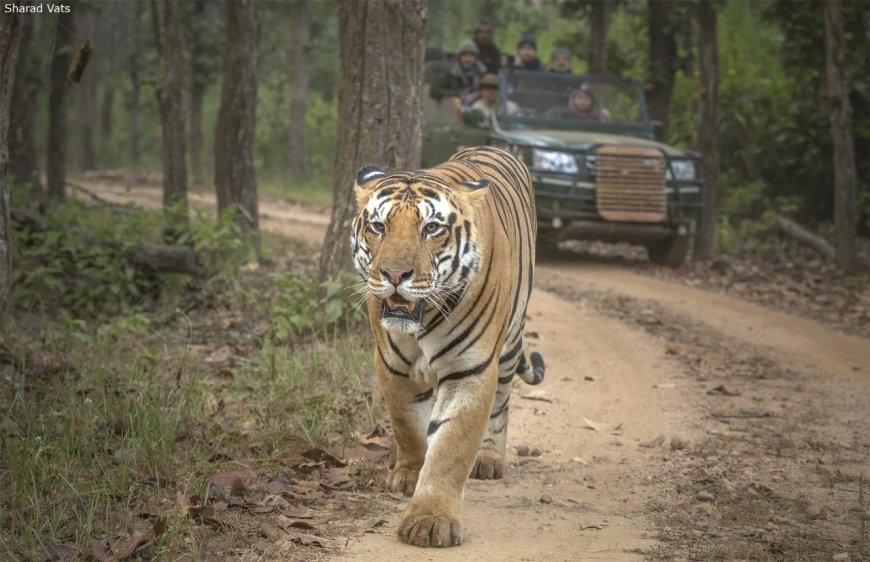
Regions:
[[398, 506, 463, 547], [470, 451, 505, 480], [387, 466, 420, 496]]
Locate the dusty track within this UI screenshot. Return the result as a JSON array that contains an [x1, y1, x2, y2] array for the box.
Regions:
[[79, 181, 870, 560]]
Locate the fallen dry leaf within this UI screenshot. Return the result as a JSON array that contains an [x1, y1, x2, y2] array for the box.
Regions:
[[90, 518, 167, 562], [707, 384, 742, 396], [301, 448, 346, 467], [582, 417, 602, 431]]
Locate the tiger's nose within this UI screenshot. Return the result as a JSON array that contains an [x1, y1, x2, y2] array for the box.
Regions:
[[382, 268, 413, 286]]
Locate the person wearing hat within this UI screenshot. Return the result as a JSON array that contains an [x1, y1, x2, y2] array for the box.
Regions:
[[549, 48, 572, 74], [515, 35, 543, 71], [430, 39, 487, 108], [469, 73, 519, 121], [473, 22, 501, 74]]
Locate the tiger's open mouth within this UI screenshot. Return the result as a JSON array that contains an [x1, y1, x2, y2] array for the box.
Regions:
[[382, 294, 424, 324]]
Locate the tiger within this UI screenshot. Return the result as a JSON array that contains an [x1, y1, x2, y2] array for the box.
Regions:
[[350, 145, 545, 548]]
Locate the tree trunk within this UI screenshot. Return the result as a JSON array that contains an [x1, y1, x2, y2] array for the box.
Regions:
[[75, 8, 97, 171], [645, 0, 677, 128], [100, 0, 118, 161], [319, 0, 427, 281], [128, 0, 143, 166], [823, 0, 859, 273], [187, 0, 209, 184], [1, 2, 22, 321], [151, 0, 188, 231], [9, 11, 41, 195], [586, 0, 612, 75], [692, 0, 719, 261], [214, 0, 259, 239], [288, 0, 311, 178], [47, 7, 75, 201]]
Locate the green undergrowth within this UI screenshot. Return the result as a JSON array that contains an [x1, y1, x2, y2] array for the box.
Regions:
[[1, 199, 373, 559]]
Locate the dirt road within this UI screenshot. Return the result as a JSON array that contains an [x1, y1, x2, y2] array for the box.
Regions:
[[79, 181, 870, 559]]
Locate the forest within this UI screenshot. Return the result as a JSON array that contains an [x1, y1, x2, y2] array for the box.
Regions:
[[0, 0, 868, 560]]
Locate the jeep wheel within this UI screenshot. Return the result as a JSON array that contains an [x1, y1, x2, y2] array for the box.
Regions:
[[536, 236, 561, 259], [647, 234, 690, 267]]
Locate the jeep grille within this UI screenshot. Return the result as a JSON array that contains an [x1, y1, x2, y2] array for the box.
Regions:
[[594, 146, 667, 223]]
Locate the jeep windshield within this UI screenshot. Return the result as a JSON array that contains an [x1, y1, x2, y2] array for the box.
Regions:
[[497, 71, 649, 133]]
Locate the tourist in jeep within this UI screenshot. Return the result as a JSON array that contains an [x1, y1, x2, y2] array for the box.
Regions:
[[515, 35, 543, 71], [473, 22, 501, 74], [549, 48, 573, 74], [470, 74, 518, 121], [430, 39, 487, 108]]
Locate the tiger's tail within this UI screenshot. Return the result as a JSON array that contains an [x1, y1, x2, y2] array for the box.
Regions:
[[517, 351, 545, 386]]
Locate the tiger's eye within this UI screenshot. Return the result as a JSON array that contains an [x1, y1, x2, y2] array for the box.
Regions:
[[370, 221, 385, 234], [424, 222, 442, 235]]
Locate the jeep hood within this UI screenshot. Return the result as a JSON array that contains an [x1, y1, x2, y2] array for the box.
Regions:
[[497, 128, 691, 157]]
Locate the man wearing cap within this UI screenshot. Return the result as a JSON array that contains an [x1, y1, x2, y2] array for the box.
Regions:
[[470, 73, 519, 121], [515, 35, 543, 71], [431, 39, 487, 108], [473, 22, 501, 74], [549, 48, 573, 74]]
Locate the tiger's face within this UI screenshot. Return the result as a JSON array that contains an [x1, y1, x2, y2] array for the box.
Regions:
[[351, 166, 488, 334]]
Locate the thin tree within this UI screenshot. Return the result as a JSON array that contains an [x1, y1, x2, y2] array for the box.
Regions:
[[47, 8, 75, 201], [0, 2, 23, 320], [319, 0, 427, 281], [128, 0, 144, 166], [645, 0, 677, 128], [185, 0, 220, 184], [75, 7, 97, 171], [100, 0, 118, 162], [288, 0, 311, 178], [9, 11, 41, 195], [692, 0, 719, 261], [823, 0, 859, 273], [214, 0, 259, 238], [586, 0, 613, 75], [151, 0, 188, 231]]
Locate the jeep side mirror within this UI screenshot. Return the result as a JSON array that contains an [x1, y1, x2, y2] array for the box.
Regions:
[[461, 108, 489, 128]]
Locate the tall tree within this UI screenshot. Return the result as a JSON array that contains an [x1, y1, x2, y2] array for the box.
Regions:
[[9, 11, 41, 195], [692, 0, 719, 261], [74, 7, 97, 171], [645, 0, 678, 128], [151, 0, 188, 231], [46, 7, 75, 201], [823, 0, 859, 272], [586, 0, 613, 75], [214, 0, 259, 237], [319, 0, 427, 281], [0, 2, 23, 320], [288, 0, 311, 178]]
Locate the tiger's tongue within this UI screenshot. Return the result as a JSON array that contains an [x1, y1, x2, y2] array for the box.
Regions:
[[386, 295, 416, 312]]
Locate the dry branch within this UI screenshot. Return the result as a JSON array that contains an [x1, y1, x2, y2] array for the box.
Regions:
[[774, 215, 835, 260]]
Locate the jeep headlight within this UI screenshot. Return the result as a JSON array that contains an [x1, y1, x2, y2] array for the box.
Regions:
[[531, 149, 578, 174], [667, 160, 696, 181]]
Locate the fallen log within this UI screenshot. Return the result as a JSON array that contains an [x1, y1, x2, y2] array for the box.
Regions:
[[11, 206, 203, 276], [774, 215, 835, 260]]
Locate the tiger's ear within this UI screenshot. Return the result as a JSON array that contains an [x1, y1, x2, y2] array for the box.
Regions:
[[354, 165, 386, 210]]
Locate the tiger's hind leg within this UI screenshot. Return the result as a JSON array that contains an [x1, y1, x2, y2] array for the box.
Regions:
[[471, 341, 545, 480], [470, 346, 518, 480]]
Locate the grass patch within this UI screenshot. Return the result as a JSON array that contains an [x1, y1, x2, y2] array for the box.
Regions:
[[2, 198, 375, 559]]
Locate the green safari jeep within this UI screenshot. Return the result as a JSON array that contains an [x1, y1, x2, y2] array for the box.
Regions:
[[421, 69, 705, 267]]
